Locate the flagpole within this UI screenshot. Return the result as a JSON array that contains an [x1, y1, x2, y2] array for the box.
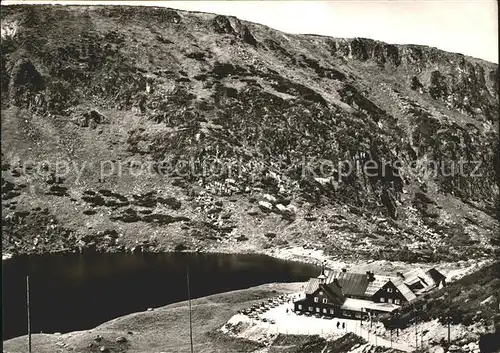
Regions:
[[187, 267, 194, 353], [27, 276, 32, 353], [415, 307, 418, 350]]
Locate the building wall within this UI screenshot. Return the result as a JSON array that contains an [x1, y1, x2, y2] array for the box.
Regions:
[[339, 308, 369, 320], [294, 294, 339, 317], [294, 296, 374, 321]]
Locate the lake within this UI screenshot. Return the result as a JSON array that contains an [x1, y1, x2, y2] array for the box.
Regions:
[[2, 252, 318, 340]]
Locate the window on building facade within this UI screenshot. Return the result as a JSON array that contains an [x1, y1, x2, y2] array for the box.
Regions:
[[322, 298, 328, 304], [388, 298, 393, 304], [330, 309, 334, 314], [316, 307, 320, 312], [387, 288, 393, 293], [298, 304, 303, 310], [395, 299, 400, 305], [323, 308, 327, 313], [308, 306, 313, 312], [314, 297, 319, 303], [380, 297, 385, 302], [319, 291, 323, 295]]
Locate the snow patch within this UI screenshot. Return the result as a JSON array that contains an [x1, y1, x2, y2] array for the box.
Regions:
[[1, 20, 18, 39]]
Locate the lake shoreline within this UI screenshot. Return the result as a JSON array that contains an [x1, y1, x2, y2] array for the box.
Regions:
[[3, 282, 304, 352], [3, 249, 492, 352], [3, 245, 492, 278], [2, 251, 319, 341]]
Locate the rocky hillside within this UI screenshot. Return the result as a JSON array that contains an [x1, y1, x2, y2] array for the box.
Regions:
[[1, 5, 499, 261]]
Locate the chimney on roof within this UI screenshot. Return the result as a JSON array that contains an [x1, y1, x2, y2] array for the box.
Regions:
[[366, 271, 375, 282], [341, 268, 347, 272], [397, 271, 405, 279]]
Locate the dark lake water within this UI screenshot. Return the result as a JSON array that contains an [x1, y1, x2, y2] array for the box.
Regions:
[[2, 252, 318, 340]]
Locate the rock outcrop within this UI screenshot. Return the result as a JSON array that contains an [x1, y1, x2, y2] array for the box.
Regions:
[[1, 5, 498, 261]]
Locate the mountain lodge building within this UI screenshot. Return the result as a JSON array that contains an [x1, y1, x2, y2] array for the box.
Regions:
[[294, 266, 445, 320]]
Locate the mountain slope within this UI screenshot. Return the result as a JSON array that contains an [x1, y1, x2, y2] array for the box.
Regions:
[[1, 5, 499, 261]]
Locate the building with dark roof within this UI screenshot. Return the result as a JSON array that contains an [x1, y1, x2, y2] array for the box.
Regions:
[[294, 271, 347, 318], [325, 269, 372, 299], [293, 266, 444, 320], [400, 267, 447, 294]]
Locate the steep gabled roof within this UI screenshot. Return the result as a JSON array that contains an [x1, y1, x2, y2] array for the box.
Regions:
[[426, 268, 446, 285], [323, 281, 345, 305], [405, 276, 423, 286], [303, 279, 345, 305], [391, 279, 417, 302], [325, 270, 336, 284], [309, 267, 438, 301], [304, 278, 320, 295], [403, 268, 437, 289], [325, 270, 370, 297], [365, 275, 394, 297]]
